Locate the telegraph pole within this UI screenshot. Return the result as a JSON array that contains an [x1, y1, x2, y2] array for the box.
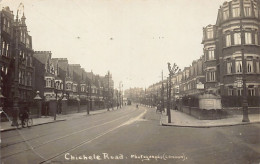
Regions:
[[107, 71, 110, 111], [161, 71, 164, 111]]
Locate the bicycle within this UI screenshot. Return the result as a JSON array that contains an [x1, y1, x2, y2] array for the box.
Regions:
[[17, 111, 33, 128]]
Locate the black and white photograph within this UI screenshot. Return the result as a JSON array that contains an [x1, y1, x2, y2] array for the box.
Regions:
[[0, 0, 260, 163]]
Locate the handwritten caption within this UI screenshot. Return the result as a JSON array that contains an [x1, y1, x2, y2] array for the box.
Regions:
[[64, 153, 188, 162]]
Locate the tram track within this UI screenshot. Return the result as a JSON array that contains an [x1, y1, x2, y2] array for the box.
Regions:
[[1, 108, 143, 160], [1, 108, 133, 147], [39, 108, 147, 164]]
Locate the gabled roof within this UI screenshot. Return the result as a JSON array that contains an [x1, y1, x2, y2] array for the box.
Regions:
[[33, 51, 52, 65]]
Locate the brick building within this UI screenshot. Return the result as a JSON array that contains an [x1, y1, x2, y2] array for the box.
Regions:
[[33, 51, 64, 100], [1, 7, 34, 111]]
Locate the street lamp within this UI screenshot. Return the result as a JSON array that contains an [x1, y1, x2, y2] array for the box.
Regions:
[[11, 8, 22, 126], [238, 16, 250, 122]]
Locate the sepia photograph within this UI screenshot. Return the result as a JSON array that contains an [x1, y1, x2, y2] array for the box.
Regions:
[[0, 0, 260, 163]]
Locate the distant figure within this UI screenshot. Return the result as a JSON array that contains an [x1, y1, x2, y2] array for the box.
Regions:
[[136, 104, 139, 109], [156, 104, 161, 113], [19, 106, 29, 127]]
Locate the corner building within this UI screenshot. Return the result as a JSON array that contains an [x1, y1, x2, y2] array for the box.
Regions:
[[202, 0, 260, 97]]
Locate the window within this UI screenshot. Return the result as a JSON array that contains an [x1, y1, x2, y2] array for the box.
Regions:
[[255, 33, 258, 45], [223, 10, 229, 20], [226, 34, 231, 47], [245, 32, 252, 44], [46, 78, 51, 87], [28, 72, 32, 86], [247, 61, 253, 73], [228, 87, 234, 96], [256, 61, 260, 73], [254, 6, 258, 18], [232, 7, 240, 17], [60, 83, 63, 90], [237, 88, 242, 96], [234, 33, 241, 45], [6, 44, 9, 56], [208, 49, 214, 60], [81, 86, 85, 92], [248, 86, 255, 96], [19, 71, 21, 84], [73, 85, 77, 92], [66, 83, 71, 90], [244, 7, 251, 17], [227, 62, 233, 74], [2, 41, 5, 56], [208, 71, 216, 81], [55, 81, 60, 89], [207, 29, 213, 39], [236, 60, 242, 73]]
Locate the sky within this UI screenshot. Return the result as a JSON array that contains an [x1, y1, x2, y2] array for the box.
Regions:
[[1, 0, 226, 90]]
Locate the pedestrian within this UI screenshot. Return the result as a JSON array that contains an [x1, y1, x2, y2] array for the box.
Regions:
[[19, 106, 29, 127]]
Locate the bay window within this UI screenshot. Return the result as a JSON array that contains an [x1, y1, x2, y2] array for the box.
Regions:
[[226, 34, 231, 47], [236, 60, 242, 73], [245, 32, 252, 44], [227, 62, 233, 74], [234, 33, 241, 45], [247, 61, 253, 73]]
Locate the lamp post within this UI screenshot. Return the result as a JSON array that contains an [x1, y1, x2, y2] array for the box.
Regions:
[[11, 10, 21, 126], [239, 17, 250, 122]]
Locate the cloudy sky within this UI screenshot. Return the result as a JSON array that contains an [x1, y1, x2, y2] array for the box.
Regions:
[[1, 0, 226, 89]]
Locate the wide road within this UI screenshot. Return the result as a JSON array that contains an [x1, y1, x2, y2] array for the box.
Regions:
[[1, 105, 260, 164]]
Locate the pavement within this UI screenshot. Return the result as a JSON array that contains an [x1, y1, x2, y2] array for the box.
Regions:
[[0, 108, 111, 132], [160, 109, 260, 127], [1, 106, 260, 132]]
